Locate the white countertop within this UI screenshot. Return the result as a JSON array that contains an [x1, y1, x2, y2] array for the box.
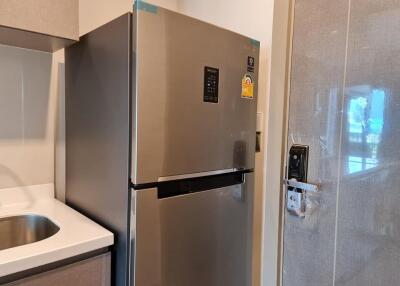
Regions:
[[0, 184, 114, 277]]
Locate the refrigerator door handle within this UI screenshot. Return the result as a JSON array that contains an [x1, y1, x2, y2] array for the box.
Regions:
[[157, 171, 247, 199], [158, 168, 242, 182]]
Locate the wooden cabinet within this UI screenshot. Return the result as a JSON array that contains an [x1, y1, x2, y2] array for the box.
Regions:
[[4, 253, 111, 286], [0, 0, 78, 52]]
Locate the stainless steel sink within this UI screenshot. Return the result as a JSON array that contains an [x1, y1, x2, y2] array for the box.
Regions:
[[0, 215, 60, 251]]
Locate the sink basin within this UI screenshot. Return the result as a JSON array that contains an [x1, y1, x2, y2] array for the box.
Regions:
[[0, 215, 60, 251]]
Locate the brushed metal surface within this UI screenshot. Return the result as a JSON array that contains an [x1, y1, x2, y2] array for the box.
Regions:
[[65, 14, 131, 286], [133, 172, 254, 286], [0, 215, 59, 251], [132, 6, 259, 184]]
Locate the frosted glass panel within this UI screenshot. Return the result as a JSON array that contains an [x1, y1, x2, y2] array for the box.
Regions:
[[335, 1, 400, 285], [282, 0, 349, 285], [283, 1, 400, 285]]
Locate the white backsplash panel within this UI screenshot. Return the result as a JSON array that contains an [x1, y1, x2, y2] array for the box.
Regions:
[[0, 44, 61, 190]]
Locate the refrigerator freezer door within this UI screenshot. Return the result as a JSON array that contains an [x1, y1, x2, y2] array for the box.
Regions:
[[132, 6, 259, 184], [130, 172, 254, 286]]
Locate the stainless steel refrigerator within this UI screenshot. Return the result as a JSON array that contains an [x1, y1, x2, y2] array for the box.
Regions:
[[65, 3, 259, 286]]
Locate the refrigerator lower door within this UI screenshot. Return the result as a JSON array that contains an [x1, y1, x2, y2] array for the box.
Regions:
[[130, 172, 254, 286]]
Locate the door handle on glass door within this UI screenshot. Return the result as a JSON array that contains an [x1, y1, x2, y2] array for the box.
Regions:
[[283, 178, 319, 193]]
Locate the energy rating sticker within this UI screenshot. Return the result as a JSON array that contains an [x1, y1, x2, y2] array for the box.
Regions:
[[241, 74, 254, 99]]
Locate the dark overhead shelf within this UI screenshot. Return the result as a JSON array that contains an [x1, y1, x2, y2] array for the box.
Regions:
[[0, 24, 77, 53]]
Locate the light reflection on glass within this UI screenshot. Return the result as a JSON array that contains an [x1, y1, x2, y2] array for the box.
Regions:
[[346, 86, 385, 174], [347, 156, 378, 174]]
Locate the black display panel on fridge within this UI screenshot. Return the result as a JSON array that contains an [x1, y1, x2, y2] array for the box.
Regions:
[[203, 66, 219, 103]]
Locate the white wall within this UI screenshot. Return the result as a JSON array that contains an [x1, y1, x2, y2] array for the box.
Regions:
[[79, 0, 132, 36], [79, 0, 179, 36], [175, 1, 274, 285], [262, 1, 293, 286], [0, 1, 74, 199], [0, 45, 63, 192]]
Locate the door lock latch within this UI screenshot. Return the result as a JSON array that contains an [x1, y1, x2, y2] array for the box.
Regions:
[[285, 145, 320, 217], [284, 179, 319, 193], [284, 178, 320, 217]]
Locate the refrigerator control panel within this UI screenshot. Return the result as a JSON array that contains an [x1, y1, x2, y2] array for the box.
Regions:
[[203, 66, 219, 103]]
